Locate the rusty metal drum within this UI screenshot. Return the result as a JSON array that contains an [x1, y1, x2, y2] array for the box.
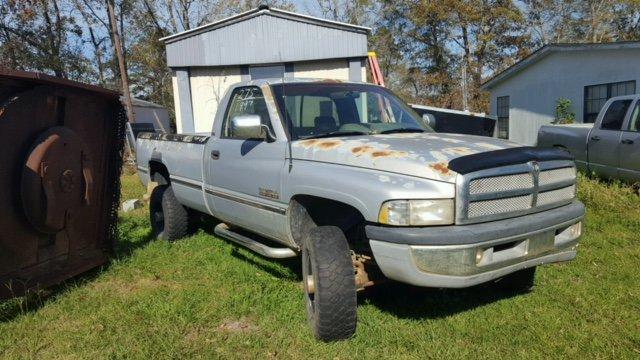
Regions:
[[0, 69, 126, 298]]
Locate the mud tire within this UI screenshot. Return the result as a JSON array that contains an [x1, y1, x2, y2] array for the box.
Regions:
[[302, 226, 357, 341], [149, 185, 189, 242]]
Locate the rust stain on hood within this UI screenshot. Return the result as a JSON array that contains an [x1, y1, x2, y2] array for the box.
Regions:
[[298, 139, 343, 150], [429, 162, 452, 177], [351, 145, 407, 158], [292, 133, 519, 183]]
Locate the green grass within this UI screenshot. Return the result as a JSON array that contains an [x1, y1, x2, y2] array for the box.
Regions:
[[1, 172, 639, 359]]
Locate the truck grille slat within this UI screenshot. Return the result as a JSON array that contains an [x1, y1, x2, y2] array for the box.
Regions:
[[537, 185, 576, 206], [469, 173, 533, 194], [539, 167, 577, 186], [468, 195, 533, 218], [457, 162, 577, 224]]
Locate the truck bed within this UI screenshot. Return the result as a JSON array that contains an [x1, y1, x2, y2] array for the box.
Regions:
[[136, 132, 210, 213], [537, 124, 592, 168]]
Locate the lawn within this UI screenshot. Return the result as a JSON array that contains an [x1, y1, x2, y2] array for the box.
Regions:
[[1, 170, 639, 359]]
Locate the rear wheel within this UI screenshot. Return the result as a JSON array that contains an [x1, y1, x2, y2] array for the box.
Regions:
[[302, 226, 357, 341], [495, 267, 536, 292], [149, 185, 188, 241]]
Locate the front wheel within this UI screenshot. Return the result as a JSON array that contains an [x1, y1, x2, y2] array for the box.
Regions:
[[302, 226, 357, 341], [149, 185, 189, 241]]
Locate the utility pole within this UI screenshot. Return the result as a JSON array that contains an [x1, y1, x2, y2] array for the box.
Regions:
[[106, 0, 135, 124]]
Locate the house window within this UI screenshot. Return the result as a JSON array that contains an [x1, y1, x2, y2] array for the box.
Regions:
[[584, 80, 635, 123], [496, 96, 509, 139]]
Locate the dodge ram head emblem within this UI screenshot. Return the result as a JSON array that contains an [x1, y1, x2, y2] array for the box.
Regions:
[[529, 161, 540, 176]]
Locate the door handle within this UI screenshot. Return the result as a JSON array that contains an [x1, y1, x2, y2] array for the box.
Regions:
[[590, 136, 601, 141], [621, 139, 635, 145], [211, 150, 220, 160]]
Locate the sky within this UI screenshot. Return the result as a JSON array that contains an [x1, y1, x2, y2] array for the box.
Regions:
[[289, 0, 322, 16]]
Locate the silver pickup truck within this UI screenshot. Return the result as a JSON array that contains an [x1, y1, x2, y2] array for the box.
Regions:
[[538, 94, 640, 182], [136, 79, 585, 341]]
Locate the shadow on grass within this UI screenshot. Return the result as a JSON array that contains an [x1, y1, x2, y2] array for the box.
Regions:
[[359, 280, 526, 320], [0, 215, 156, 323], [196, 217, 302, 282], [197, 217, 523, 321]]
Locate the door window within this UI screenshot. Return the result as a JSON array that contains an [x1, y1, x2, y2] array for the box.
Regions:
[[222, 87, 273, 139], [600, 99, 632, 131], [628, 103, 640, 132]]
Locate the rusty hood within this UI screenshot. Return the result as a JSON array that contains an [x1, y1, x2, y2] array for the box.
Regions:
[[291, 133, 520, 183]]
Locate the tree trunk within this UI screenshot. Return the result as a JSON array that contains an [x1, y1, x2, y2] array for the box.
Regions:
[[106, 0, 135, 124]]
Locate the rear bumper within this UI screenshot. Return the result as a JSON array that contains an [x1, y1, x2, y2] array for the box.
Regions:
[[367, 201, 585, 288]]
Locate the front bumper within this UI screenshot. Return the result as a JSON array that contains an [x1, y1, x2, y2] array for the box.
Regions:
[[366, 201, 585, 288]]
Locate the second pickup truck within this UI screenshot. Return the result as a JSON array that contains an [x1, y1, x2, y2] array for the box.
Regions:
[[538, 94, 640, 182], [136, 79, 585, 341]]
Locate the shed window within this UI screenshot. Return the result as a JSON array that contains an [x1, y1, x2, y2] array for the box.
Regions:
[[249, 65, 285, 80], [496, 96, 509, 139], [584, 81, 635, 123]]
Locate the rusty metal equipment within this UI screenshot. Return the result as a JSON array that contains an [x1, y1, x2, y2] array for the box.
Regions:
[[0, 69, 126, 299]]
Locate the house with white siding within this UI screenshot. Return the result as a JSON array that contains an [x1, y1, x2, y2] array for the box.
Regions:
[[481, 42, 640, 145], [160, 5, 370, 134]]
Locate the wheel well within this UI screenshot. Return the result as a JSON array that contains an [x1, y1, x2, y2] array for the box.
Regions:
[[149, 161, 170, 185], [289, 195, 366, 248]]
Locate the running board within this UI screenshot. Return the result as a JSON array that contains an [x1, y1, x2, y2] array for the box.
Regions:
[[213, 223, 298, 259]]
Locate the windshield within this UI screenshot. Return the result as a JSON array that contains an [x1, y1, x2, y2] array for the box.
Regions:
[[271, 83, 433, 140]]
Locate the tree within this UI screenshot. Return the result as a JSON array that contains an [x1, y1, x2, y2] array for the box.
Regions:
[[0, 0, 90, 79]]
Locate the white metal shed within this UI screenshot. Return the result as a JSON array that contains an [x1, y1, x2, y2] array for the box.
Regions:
[[161, 5, 371, 133]]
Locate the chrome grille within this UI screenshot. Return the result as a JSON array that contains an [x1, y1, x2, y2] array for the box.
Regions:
[[468, 195, 533, 218], [457, 161, 577, 224], [469, 173, 533, 194]]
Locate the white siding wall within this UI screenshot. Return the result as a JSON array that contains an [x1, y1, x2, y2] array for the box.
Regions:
[[189, 66, 242, 133], [293, 59, 350, 80], [489, 48, 640, 145]]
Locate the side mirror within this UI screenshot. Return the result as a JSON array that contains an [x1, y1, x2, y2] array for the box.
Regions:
[[230, 115, 275, 142], [422, 113, 437, 129]]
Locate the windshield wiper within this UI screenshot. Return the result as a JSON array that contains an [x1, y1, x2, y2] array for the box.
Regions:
[[378, 128, 425, 134], [302, 131, 370, 140]]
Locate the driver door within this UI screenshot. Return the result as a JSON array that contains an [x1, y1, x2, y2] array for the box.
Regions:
[[588, 99, 632, 178], [619, 100, 640, 181], [204, 86, 288, 240]]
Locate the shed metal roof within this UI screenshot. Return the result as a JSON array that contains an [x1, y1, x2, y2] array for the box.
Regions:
[[162, 6, 371, 68], [480, 41, 640, 90]]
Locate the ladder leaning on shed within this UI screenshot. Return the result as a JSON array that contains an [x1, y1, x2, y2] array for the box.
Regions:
[[367, 51, 385, 87]]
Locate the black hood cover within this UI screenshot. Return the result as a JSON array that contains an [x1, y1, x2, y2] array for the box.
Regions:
[[448, 146, 574, 174]]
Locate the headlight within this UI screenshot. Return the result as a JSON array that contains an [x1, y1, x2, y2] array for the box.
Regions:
[[378, 199, 454, 226]]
